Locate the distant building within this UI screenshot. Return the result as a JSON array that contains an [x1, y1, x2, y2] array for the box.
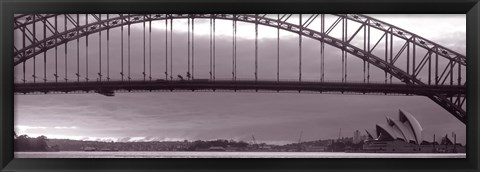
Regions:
[[353, 130, 361, 144], [362, 109, 465, 153], [305, 145, 327, 152], [83, 147, 97, 151]]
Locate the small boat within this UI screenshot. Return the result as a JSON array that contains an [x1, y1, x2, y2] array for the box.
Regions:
[[83, 147, 97, 151], [99, 148, 119, 152]]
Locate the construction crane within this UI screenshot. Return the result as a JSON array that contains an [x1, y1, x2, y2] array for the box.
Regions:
[[297, 130, 303, 151], [338, 128, 342, 142], [251, 135, 258, 148]]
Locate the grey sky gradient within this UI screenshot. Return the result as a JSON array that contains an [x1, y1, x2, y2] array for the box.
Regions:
[[14, 14, 466, 144]]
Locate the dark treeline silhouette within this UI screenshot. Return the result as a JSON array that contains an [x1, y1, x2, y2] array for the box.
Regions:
[[47, 139, 250, 151], [48, 139, 191, 151], [14, 133, 49, 152], [187, 139, 249, 150]]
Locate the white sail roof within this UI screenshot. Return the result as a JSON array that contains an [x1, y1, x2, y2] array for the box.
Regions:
[[386, 116, 417, 143], [373, 109, 424, 145], [398, 109, 423, 144]]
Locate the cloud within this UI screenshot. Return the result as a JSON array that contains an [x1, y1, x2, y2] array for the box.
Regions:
[[15, 125, 47, 135], [54, 126, 77, 129], [14, 91, 466, 144]]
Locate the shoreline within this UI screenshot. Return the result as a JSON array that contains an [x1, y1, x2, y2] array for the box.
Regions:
[[14, 151, 467, 158]]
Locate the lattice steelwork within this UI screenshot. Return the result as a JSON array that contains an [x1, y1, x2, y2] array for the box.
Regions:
[[12, 14, 467, 124]]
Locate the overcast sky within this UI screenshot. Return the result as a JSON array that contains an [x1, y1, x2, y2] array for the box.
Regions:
[[14, 14, 466, 145]]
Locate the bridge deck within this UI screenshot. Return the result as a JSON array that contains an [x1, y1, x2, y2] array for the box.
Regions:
[[14, 80, 466, 96]]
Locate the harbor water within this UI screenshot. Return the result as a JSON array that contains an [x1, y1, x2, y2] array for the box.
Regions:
[[15, 151, 466, 158]]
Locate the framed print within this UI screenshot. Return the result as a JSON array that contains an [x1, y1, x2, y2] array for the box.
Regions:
[[1, 0, 479, 171]]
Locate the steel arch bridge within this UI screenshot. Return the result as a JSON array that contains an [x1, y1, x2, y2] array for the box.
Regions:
[[13, 14, 467, 124]]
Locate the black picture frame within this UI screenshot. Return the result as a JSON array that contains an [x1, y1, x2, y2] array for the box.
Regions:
[[1, 0, 479, 171]]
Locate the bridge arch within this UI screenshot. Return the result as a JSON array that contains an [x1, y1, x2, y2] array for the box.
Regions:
[[13, 14, 467, 124]]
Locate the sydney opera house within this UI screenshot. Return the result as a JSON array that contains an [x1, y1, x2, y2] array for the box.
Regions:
[[362, 109, 464, 153]]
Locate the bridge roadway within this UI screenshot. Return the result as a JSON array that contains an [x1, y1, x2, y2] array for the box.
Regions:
[[14, 80, 466, 96]]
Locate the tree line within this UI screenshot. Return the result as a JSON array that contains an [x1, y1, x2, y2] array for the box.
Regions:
[[186, 139, 249, 150], [14, 132, 49, 152]]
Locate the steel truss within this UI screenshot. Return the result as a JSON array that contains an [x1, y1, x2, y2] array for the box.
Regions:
[[13, 14, 467, 124]]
